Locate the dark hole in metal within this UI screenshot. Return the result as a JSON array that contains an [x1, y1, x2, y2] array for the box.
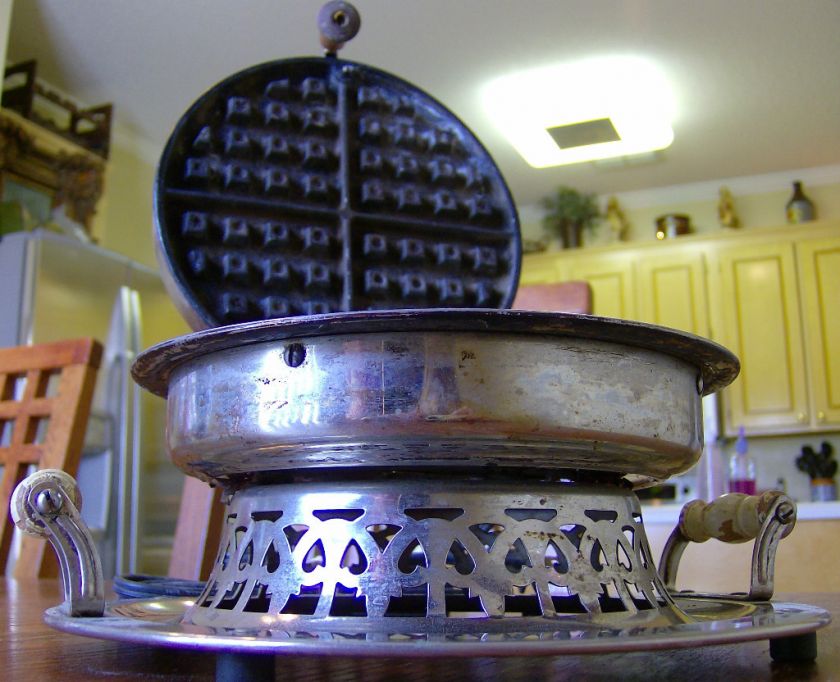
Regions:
[[585, 509, 618, 523], [505, 508, 557, 522], [404, 507, 464, 521], [312, 508, 364, 521], [366, 523, 402, 551], [398, 539, 427, 573], [283, 524, 310, 552], [262, 542, 281, 573], [504, 538, 532, 573], [251, 510, 284, 522], [468, 523, 505, 552], [281, 585, 322, 615], [284, 343, 306, 367]]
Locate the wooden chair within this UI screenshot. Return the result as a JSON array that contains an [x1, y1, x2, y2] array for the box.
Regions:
[[512, 281, 593, 314], [0, 338, 102, 578], [168, 477, 224, 581]]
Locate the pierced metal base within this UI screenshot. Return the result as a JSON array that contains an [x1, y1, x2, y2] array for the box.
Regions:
[[44, 596, 830, 657], [190, 480, 677, 628]]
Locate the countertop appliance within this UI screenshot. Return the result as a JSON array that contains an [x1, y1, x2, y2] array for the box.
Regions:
[[7, 4, 830, 679]]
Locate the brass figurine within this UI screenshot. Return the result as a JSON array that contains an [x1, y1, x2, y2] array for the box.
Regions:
[[718, 186, 740, 228], [605, 196, 629, 241]]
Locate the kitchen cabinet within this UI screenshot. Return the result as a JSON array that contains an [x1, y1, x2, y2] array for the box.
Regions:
[[710, 240, 809, 435], [521, 220, 840, 437], [567, 251, 636, 319], [517, 253, 566, 286], [797, 236, 840, 428], [635, 246, 709, 336]]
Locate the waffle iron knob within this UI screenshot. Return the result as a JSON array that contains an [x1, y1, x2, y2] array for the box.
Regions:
[[318, 1, 361, 53]]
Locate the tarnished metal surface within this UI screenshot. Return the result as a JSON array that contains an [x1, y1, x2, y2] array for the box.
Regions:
[[132, 310, 739, 399], [161, 328, 705, 481], [188, 480, 677, 627], [660, 492, 797, 601], [43, 596, 831, 657]]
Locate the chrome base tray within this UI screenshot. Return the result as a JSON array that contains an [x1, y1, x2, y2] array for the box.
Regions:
[[45, 596, 829, 658]]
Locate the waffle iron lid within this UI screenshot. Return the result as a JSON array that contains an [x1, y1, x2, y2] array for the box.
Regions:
[[154, 5, 521, 330]]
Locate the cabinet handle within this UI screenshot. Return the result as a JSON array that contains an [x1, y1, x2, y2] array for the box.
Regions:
[[797, 412, 807, 423], [817, 411, 826, 422]]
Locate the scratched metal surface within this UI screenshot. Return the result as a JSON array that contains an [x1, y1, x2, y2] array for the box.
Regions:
[[132, 309, 738, 398]]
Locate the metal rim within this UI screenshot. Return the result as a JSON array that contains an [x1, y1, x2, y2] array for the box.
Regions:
[[44, 598, 829, 658], [132, 309, 739, 398]]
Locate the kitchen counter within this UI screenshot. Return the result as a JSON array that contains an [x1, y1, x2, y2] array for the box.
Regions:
[[641, 501, 840, 594], [641, 500, 840, 524]]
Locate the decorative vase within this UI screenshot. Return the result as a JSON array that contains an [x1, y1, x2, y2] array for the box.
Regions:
[[556, 220, 583, 249], [786, 181, 815, 224], [809, 478, 837, 502], [655, 214, 691, 240]]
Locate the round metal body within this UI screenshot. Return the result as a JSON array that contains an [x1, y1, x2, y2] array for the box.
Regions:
[[132, 310, 738, 484]]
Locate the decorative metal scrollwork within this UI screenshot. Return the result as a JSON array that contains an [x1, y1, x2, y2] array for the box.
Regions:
[[186, 481, 678, 629]]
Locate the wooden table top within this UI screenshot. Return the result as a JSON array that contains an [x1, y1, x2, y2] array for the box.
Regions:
[[2, 579, 839, 681]]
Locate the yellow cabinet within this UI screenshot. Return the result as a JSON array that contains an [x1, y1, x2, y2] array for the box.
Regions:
[[711, 241, 809, 435], [567, 251, 637, 319], [635, 247, 709, 336], [520, 221, 840, 436], [518, 253, 566, 285], [797, 237, 840, 428]]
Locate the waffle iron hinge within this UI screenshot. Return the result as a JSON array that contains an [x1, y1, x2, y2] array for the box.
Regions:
[[658, 490, 796, 602]]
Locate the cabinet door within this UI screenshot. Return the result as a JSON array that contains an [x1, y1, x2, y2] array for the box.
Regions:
[[568, 252, 636, 319], [797, 237, 840, 428], [714, 241, 809, 434], [519, 254, 567, 285], [636, 248, 709, 336]]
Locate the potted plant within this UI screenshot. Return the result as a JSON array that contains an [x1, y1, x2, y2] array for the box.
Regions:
[[541, 186, 601, 249]]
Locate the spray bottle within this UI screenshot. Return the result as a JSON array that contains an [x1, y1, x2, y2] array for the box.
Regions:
[[728, 425, 756, 494]]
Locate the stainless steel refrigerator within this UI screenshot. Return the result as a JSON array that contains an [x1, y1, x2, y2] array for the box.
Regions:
[[0, 229, 189, 577]]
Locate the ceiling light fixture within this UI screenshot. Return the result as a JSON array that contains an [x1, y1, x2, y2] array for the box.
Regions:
[[482, 56, 675, 168]]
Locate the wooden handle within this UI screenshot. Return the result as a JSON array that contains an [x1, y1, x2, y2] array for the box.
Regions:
[[678, 491, 795, 544]]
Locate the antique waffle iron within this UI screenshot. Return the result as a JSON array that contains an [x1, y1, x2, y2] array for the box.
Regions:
[[11, 4, 829, 680]]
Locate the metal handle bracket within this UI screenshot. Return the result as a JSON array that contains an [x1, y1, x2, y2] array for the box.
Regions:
[[10, 469, 105, 616], [658, 491, 796, 601]]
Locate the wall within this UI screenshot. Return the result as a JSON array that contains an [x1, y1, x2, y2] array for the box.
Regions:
[[91, 131, 159, 270], [719, 433, 840, 504], [0, 1, 11, 74]]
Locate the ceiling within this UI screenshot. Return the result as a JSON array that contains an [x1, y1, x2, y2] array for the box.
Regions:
[[7, 0, 840, 207]]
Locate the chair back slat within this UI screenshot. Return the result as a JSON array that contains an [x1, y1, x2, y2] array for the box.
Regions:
[[0, 339, 101, 578]]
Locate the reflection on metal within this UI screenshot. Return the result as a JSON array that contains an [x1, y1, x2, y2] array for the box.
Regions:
[[134, 311, 740, 485], [659, 491, 797, 600], [11, 469, 105, 616], [43, 596, 831, 657]]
